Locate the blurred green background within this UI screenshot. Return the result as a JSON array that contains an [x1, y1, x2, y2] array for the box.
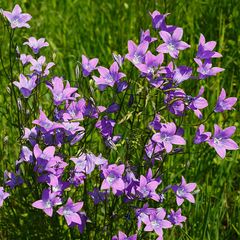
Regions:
[[0, 0, 239, 239]]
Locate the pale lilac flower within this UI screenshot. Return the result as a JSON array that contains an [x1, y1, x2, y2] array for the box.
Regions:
[[22, 127, 38, 146], [81, 55, 98, 77], [24, 37, 49, 54], [47, 77, 78, 105], [112, 231, 137, 240], [137, 175, 160, 201], [144, 208, 172, 239], [32, 189, 61, 217], [33, 110, 63, 132], [194, 124, 211, 144], [101, 164, 125, 194], [0, 187, 10, 207], [13, 74, 37, 98], [167, 209, 186, 227], [194, 58, 224, 79], [47, 175, 70, 194], [3, 4, 32, 29], [172, 66, 192, 85], [136, 51, 164, 75], [196, 34, 222, 59], [62, 122, 85, 136], [157, 28, 190, 58], [172, 176, 197, 206], [93, 62, 125, 90], [18, 145, 33, 165], [30, 56, 55, 75], [63, 98, 86, 121], [125, 40, 149, 66], [140, 29, 157, 43], [57, 198, 84, 226], [214, 88, 237, 112], [135, 204, 155, 229], [152, 122, 186, 153], [20, 54, 33, 65], [208, 124, 239, 159]]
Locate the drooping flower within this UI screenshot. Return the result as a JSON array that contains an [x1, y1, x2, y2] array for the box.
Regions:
[[32, 189, 62, 217], [194, 58, 224, 79], [171, 66, 192, 85], [214, 88, 237, 112], [152, 122, 186, 153], [3, 4, 32, 29], [112, 53, 124, 68], [81, 55, 98, 77], [112, 231, 137, 240], [93, 62, 125, 90], [30, 56, 55, 75], [125, 40, 149, 66], [186, 86, 208, 119], [196, 34, 222, 59], [0, 187, 10, 207], [207, 124, 239, 159], [157, 28, 190, 58], [96, 116, 116, 139], [88, 187, 108, 205], [4, 170, 24, 189], [101, 164, 125, 194], [194, 124, 211, 144], [57, 198, 84, 226], [24, 37, 49, 54], [13, 74, 37, 98], [140, 29, 157, 43], [20, 54, 33, 65], [167, 209, 187, 227], [172, 176, 197, 206]]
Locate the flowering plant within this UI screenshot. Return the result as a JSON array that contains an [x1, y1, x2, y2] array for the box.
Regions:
[[0, 5, 238, 239]]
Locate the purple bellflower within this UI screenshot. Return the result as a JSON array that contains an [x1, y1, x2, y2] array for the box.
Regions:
[[4, 170, 24, 189], [81, 55, 98, 77], [47, 77, 78, 106], [33, 110, 63, 133], [0, 187, 10, 207], [93, 62, 125, 90], [57, 198, 84, 226], [144, 208, 172, 240], [3, 4, 32, 29], [24, 37, 49, 54], [196, 34, 222, 59], [30, 56, 55, 75], [167, 209, 187, 227], [194, 124, 211, 144], [140, 29, 157, 43], [112, 53, 124, 68], [88, 187, 108, 205], [152, 122, 186, 153], [207, 124, 239, 159], [172, 176, 197, 206], [137, 175, 160, 201], [112, 231, 137, 240], [101, 164, 125, 194], [32, 189, 62, 217], [125, 40, 149, 66], [20, 54, 33, 65], [186, 86, 208, 119], [194, 58, 224, 79], [157, 28, 190, 58], [13, 74, 37, 98], [214, 88, 237, 112]]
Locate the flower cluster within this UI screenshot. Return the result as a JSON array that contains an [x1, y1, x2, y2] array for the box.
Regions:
[[0, 5, 238, 240]]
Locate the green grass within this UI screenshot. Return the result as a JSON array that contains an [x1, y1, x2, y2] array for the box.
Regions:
[[0, 0, 239, 239]]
